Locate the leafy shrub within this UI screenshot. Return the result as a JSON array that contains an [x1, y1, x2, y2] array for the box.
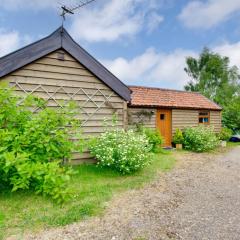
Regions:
[[222, 99, 240, 131], [89, 129, 150, 174], [0, 152, 73, 203], [137, 126, 163, 153], [183, 126, 219, 152], [0, 84, 82, 202], [217, 127, 233, 141], [173, 128, 184, 144]]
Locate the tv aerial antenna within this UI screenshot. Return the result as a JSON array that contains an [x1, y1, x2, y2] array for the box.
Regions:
[[59, 0, 96, 30]]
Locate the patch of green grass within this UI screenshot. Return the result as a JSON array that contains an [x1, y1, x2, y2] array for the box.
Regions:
[[0, 151, 175, 239], [210, 141, 240, 154], [227, 141, 240, 147], [132, 237, 148, 240]]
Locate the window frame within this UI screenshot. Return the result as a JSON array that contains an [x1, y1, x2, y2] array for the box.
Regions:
[[160, 114, 165, 120], [198, 111, 210, 125]]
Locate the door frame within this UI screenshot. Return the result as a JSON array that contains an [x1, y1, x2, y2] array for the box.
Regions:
[[156, 109, 172, 147]]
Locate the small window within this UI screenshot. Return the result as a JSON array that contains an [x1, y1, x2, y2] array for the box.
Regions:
[[160, 114, 165, 120], [199, 111, 210, 124]]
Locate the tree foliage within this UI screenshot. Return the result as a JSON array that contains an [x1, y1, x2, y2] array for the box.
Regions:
[[217, 127, 233, 141], [184, 48, 240, 130], [222, 97, 240, 130]]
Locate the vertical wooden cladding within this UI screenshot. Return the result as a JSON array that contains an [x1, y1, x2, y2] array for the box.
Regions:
[[0, 49, 126, 163], [127, 107, 156, 129]]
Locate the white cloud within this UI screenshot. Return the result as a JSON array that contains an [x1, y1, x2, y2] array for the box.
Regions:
[[103, 48, 160, 81], [103, 39, 240, 90], [149, 49, 197, 88], [0, 29, 20, 57], [103, 48, 196, 89], [0, 0, 164, 42], [0, 29, 33, 57], [179, 0, 240, 29], [70, 0, 164, 42], [147, 12, 164, 33], [214, 41, 240, 67]]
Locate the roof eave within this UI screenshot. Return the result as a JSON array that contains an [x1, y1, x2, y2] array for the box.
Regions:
[[128, 103, 222, 111], [0, 28, 62, 78], [61, 30, 131, 101]]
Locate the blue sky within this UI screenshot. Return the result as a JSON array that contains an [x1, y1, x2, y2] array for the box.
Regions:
[[1, 0, 240, 90]]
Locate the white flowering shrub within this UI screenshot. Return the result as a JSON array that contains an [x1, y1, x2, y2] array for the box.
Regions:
[[89, 129, 150, 174]]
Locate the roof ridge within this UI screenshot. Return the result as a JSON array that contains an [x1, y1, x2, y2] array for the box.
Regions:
[[128, 85, 201, 94], [129, 85, 222, 110]]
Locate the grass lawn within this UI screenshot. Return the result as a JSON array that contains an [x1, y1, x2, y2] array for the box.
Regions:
[[227, 141, 240, 147], [0, 151, 175, 239]]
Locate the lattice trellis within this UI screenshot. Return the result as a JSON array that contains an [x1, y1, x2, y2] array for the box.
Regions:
[[10, 81, 115, 126]]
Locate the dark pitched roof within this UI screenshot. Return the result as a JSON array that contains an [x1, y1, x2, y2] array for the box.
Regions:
[[129, 85, 222, 110], [0, 27, 131, 101]]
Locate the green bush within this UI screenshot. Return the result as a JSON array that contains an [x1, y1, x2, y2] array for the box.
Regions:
[[173, 128, 184, 144], [183, 126, 219, 152], [0, 152, 73, 203], [89, 129, 150, 174], [217, 127, 233, 141], [137, 126, 163, 153], [0, 84, 82, 203], [222, 98, 240, 131]]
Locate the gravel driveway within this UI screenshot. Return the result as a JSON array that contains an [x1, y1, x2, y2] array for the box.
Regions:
[[27, 146, 240, 240]]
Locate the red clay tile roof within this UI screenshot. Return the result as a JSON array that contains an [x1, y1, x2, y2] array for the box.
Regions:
[[129, 86, 222, 110]]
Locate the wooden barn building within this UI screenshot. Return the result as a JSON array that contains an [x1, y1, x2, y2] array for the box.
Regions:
[[0, 28, 222, 161], [0, 28, 130, 163], [128, 86, 222, 146]]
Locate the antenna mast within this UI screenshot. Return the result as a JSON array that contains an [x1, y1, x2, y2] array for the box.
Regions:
[[60, 0, 96, 30]]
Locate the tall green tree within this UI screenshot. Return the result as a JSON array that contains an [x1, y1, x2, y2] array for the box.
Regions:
[[184, 48, 240, 130], [184, 48, 240, 107]]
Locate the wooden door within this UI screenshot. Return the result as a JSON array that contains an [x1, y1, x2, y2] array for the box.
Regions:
[[156, 109, 172, 147]]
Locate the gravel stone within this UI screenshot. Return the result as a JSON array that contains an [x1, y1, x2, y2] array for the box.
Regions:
[[25, 146, 240, 240]]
